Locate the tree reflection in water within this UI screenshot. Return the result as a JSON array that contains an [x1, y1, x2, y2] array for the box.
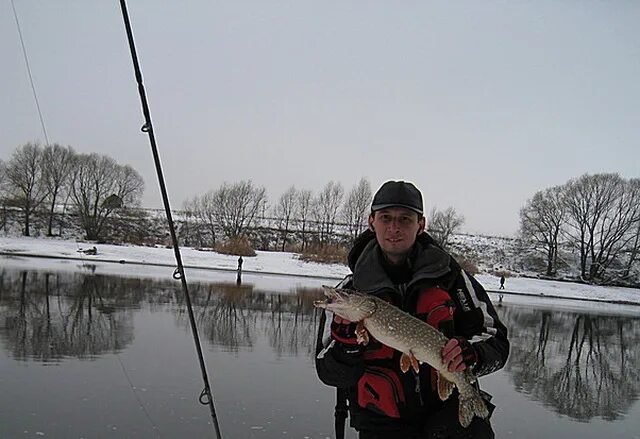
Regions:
[[173, 283, 321, 358], [501, 305, 640, 421], [0, 269, 139, 362], [0, 267, 325, 362]]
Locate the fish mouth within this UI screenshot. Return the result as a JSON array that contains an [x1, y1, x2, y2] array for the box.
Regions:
[[313, 285, 343, 308], [313, 299, 328, 308]]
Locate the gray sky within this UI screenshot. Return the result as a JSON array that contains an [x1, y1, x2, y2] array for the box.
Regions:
[[2, 1, 639, 237]]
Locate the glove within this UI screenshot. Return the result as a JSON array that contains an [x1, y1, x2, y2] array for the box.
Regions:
[[330, 316, 364, 365], [442, 337, 477, 373], [331, 316, 360, 346]]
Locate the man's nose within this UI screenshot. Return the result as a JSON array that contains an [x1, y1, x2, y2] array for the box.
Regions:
[[386, 218, 402, 231]]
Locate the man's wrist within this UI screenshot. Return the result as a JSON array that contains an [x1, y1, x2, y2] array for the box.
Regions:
[[454, 336, 478, 369]]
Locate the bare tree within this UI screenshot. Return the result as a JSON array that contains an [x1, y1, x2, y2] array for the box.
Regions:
[[563, 174, 608, 279], [623, 217, 640, 280], [296, 189, 313, 251], [519, 185, 567, 276], [0, 158, 6, 189], [117, 165, 145, 205], [5, 143, 49, 236], [563, 173, 640, 281], [184, 193, 217, 247], [315, 181, 344, 244], [184, 194, 217, 247], [0, 159, 6, 232], [618, 178, 640, 280], [428, 206, 465, 249], [42, 144, 76, 236], [69, 153, 144, 241], [273, 186, 298, 251], [341, 177, 372, 240], [210, 180, 267, 239]]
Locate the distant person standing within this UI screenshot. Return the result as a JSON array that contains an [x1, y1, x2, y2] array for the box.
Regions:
[[498, 275, 505, 305], [236, 256, 244, 285]]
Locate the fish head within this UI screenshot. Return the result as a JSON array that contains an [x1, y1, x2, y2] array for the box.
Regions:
[[314, 286, 377, 322]]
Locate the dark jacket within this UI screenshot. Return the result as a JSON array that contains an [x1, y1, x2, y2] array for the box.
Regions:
[[315, 230, 509, 433]]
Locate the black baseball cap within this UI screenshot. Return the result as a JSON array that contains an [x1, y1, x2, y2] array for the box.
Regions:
[[371, 181, 423, 215]]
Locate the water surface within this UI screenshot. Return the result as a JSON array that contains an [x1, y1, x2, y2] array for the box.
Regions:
[[1, 262, 639, 438]]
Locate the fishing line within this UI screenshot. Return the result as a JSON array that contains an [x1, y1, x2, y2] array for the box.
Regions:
[[88, 276, 161, 436], [117, 1, 223, 437], [10, 0, 50, 146], [115, 351, 162, 437]]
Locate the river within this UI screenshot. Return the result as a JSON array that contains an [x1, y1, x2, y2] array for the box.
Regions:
[[1, 263, 639, 438]]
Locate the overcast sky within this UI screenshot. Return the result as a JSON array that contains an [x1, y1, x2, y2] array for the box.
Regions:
[[1, 1, 638, 237]]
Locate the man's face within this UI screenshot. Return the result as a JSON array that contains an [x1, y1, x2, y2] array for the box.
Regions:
[[368, 207, 425, 263]]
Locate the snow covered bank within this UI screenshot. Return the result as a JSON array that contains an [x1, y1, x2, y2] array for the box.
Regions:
[[1, 236, 639, 305], [0, 236, 348, 279]]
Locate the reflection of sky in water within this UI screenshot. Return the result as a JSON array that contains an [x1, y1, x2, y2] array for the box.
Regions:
[[0, 267, 639, 438]]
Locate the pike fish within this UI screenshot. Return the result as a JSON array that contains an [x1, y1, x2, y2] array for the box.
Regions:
[[315, 286, 488, 428]]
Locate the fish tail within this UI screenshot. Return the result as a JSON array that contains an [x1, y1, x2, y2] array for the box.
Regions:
[[458, 390, 489, 428]]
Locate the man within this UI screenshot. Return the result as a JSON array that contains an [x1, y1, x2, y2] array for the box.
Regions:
[[315, 181, 509, 438]]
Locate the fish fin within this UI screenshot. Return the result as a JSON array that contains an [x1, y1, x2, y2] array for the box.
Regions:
[[409, 351, 420, 373], [399, 351, 420, 374], [437, 373, 455, 401], [400, 353, 411, 373], [458, 390, 489, 428], [355, 321, 369, 345]]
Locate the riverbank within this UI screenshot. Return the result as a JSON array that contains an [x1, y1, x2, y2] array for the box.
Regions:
[[1, 236, 639, 305]]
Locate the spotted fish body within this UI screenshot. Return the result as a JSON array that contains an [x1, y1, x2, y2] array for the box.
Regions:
[[315, 286, 489, 428]]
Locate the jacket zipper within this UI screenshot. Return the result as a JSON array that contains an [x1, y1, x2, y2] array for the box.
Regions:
[[413, 370, 423, 406], [398, 283, 408, 310]]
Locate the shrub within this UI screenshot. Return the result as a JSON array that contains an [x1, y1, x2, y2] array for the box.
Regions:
[[299, 243, 348, 264], [214, 235, 256, 257], [453, 253, 479, 275], [493, 270, 511, 278]]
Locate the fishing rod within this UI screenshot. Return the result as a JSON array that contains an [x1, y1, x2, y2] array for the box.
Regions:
[[117, 1, 222, 437]]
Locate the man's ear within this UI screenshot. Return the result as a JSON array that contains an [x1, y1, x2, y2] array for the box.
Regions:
[[418, 216, 426, 234], [368, 214, 375, 231]]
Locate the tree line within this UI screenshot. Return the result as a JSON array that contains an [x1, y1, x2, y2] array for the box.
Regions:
[[0, 143, 384, 248], [0, 142, 144, 240], [182, 179, 468, 252], [1, 143, 465, 255], [182, 178, 374, 251], [519, 173, 640, 284]]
